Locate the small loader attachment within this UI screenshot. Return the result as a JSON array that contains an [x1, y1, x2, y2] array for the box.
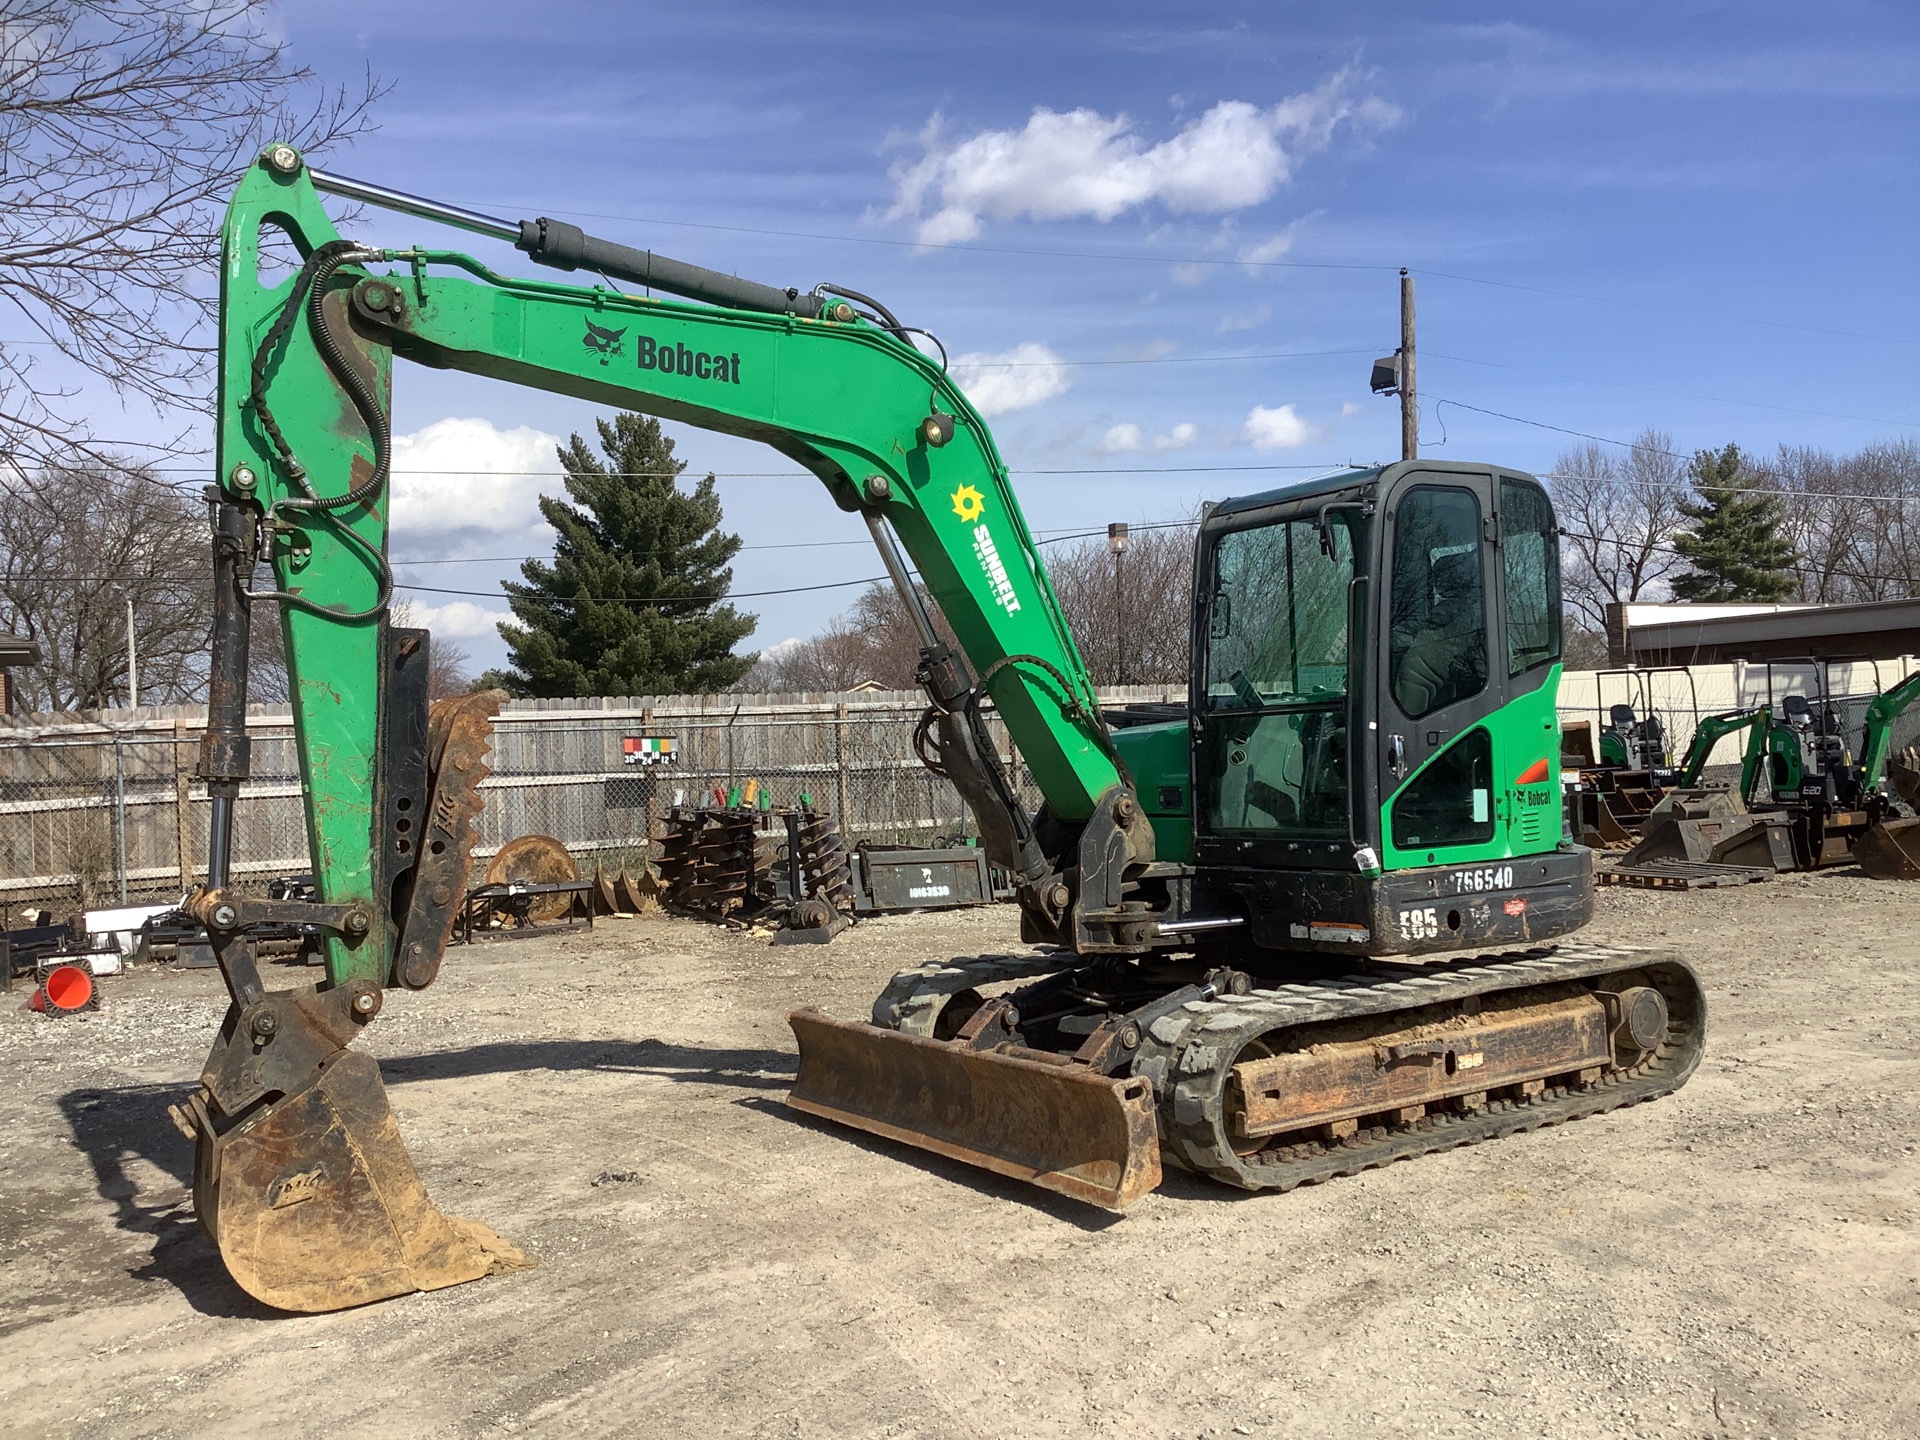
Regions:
[[786, 1008, 1162, 1210], [1854, 817, 1920, 880]]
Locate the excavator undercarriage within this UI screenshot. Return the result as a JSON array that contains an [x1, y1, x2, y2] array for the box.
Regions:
[[792, 944, 1703, 1209]]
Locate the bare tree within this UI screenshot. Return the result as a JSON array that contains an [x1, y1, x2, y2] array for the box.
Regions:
[[741, 584, 950, 692], [1764, 439, 1920, 603], [741, 522, 1196, 694], [0, 1, 381, 477], [0, 463, 206, 709], [1043, 524, 1194, 685], [1546, 430, 1690, 665]]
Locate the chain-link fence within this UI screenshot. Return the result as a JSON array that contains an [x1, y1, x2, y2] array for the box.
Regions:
[[8, 663, 1915, 919], [0, 687, 1181, 919]]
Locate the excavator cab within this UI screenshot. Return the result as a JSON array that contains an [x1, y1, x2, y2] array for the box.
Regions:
[[1157, 462, 1587, 957]]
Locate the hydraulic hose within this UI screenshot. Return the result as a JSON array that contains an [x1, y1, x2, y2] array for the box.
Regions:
[[242, 239, 393, 621]]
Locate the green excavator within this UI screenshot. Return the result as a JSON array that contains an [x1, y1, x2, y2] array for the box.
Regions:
[[171, 146, 1705, 1312]]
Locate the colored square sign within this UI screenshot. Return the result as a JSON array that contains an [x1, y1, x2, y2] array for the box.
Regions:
[[623, 735, 677, 765]]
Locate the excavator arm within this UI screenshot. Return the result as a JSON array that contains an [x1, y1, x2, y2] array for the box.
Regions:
[[182, 147, 1157, 1310], [1860, 671, 1920, 793], [1675, 706, 1770, 795]]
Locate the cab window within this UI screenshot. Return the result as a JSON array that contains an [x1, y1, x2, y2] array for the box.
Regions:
[[1500, 478, 1561, 676], [1388, 487, 1488, 720], [1205, 517, 1352, 708], [1201, 515, 1355, 837]]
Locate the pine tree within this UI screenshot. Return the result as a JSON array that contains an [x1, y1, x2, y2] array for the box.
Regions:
[[487, 414, 757, 696], [1670, 444, 1798, 603]]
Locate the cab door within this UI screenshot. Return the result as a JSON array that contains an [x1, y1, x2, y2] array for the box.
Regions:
[[1374, 472, 1506, 868]]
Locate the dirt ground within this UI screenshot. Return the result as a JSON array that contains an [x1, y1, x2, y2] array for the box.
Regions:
[[3, 874, 1918, 1440]]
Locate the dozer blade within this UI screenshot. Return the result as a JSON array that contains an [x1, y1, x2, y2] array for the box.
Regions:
[[786, 1007, 1161, 1211], [1855, 817, 1920, 881], [196, 1050, 530, 1312]]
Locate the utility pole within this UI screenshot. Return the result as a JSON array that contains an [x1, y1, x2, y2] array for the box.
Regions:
[[126, 597, 138, 708], [1399, 267, 1417, 462], [1108, 522, 1129, 688]]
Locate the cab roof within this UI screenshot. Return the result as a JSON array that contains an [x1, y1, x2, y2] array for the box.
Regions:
[[1206, 459, 1543, 525]]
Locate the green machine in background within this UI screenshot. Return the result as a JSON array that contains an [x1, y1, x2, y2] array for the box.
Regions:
[[171, 147, 1704, 1314]]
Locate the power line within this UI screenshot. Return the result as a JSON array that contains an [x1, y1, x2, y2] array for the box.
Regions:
[[455, 198, 1913, 347], [1425, 352, 1918, 430], [395, 574, 889, 605]]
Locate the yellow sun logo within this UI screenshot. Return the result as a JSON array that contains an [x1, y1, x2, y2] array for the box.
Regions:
[[950, 484, 985, 523]]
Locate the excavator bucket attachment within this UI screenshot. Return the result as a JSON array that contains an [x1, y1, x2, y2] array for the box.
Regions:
[[195, 1051, 529, 1312], [183, 689, 528, 1312], [785, 1007, 1161, 1210], [1855, 817, 1920, 881]]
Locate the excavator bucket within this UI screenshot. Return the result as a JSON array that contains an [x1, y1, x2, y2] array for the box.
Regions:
[[194, 1051, 529, 1312], [1855, 817, 1920, 881], [785, 1007, 1161, 1210]]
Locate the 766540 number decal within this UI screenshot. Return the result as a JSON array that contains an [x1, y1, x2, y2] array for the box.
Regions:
[[1448, 865, 1513, 894]]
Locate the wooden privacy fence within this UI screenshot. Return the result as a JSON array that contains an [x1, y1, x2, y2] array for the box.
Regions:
[[11, 663, 1910, 915], [0, 687, 1182, 913]]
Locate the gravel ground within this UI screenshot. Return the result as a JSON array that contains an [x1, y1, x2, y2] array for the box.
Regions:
[[2, 873, 1918, 1439]]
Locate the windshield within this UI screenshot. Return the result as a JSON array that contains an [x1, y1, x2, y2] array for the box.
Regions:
[[1205, 515, 1355, 709]]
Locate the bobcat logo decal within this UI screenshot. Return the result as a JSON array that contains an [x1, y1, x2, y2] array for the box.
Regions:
[[583, 318, 627, 365]]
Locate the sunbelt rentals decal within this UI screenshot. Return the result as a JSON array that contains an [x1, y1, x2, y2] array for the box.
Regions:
[[951, 484, 1020, 615]]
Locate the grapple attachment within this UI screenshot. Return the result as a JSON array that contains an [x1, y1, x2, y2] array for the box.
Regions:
[[1854, 817, 1920, 881], [786, 1007, 1162, 1210], [189, 1050, 528, 1311]]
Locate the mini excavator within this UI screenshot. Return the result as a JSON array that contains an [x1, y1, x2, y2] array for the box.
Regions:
[[173, 146, 1705, 1312]]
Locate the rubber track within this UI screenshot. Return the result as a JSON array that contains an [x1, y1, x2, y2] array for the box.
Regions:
[[866, 942, 1706, 1195]]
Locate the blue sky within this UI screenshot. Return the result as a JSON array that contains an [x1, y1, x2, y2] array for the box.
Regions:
[[111, 3, 1920, 667]]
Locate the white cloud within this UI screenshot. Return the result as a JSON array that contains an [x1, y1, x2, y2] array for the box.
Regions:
[[1244, 404, 1319, 450], [951, 342, 1071, 416], [390, 417, 562, 559], [1101, 420, 1194, 454], [885, 71, 1399, 245], [1217, 304, 1271, 333], [1340, 401, 1364, 419], [393, 598, 511, 641], [1170, 262, 1212, 286], [1238, 232, 1298, 267]]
